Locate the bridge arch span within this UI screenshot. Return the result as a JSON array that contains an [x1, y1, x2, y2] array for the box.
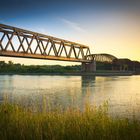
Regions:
[[86, 53, 117, 63]]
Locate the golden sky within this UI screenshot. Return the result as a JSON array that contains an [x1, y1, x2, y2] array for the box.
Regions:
[[0, 0, 140, 65]]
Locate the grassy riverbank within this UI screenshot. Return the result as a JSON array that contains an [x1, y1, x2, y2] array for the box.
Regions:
[[0, 102, 140, 140]]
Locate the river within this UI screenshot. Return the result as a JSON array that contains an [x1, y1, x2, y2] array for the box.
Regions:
[[0, 75, 140, 118]]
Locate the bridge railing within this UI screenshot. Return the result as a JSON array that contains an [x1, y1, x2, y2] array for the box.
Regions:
[[0, 24, 91, 62]]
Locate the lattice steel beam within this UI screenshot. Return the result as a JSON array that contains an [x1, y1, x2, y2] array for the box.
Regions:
[[0, 24, 92, 62], [86, 53, 117, 63]]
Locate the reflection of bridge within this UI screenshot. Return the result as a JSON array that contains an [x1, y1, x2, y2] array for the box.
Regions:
[[0, 24, 140, 73]]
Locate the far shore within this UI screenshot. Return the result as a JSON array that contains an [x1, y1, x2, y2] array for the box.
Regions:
[[0, 71, 138, 76]]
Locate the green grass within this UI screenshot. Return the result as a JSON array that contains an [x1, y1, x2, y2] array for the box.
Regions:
[[0, 101, 140, 140]]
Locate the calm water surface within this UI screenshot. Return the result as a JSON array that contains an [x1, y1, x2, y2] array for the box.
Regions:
[[0, 75, 140, 118]]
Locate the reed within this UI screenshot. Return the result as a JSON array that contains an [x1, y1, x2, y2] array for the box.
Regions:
[[0, 101, 140, 140]]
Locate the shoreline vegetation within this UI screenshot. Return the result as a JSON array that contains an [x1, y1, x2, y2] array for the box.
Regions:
[[0, 72, 134, 76], [0, 101, 140, 140], [0, 61, 138, 76]]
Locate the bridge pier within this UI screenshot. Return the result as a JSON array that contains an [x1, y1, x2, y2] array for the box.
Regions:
[[81, 61, 96, 72]]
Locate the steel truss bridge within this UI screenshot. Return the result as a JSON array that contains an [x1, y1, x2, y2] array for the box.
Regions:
[[0, 23, 119, 72], [0, 24, 91, 63]]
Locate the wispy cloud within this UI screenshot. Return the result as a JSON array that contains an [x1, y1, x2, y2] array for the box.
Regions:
[[60, 18, 86, 33]]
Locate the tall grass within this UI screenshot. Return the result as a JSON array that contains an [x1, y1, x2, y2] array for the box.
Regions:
[[0, 101, 140, 140]]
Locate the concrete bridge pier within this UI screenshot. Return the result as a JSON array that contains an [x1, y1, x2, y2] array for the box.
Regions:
[[81, 61, 96, 72]]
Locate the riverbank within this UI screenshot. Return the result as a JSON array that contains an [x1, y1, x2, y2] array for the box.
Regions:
[[0, 61, 139, 76], [0, 71, 135, 76], [0, 102, 140, 140]]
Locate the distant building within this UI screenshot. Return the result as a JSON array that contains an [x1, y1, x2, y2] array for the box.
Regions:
[[112, 59, 140, 73]]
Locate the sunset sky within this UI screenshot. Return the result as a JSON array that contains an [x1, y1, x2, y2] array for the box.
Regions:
[[0, 0, 140, 65]]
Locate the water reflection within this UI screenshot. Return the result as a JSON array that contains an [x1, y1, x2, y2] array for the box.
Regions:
[[81, 75, 95, 94], [0, 75, 140, 118]]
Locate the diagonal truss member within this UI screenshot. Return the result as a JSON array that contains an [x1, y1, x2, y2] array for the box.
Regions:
[[0, 24, 92, 62]]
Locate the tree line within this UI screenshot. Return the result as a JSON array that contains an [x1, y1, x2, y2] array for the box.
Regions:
[[1, 60, 139, 74], [0, 61, 81, 74]]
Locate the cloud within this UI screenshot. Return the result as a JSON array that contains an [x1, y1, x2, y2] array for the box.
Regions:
[[60, 18, 86, 33]]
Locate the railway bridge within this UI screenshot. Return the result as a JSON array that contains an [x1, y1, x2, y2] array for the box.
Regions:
[[0, 24, 118, 72]]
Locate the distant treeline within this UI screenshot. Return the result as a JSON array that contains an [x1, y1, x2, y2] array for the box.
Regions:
[[0, 61, 81, 74], [1, 61, 139, 74], [0, 61, 114, 74]]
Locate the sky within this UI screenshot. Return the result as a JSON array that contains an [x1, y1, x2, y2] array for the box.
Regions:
[[0, 0, 140, 65]]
